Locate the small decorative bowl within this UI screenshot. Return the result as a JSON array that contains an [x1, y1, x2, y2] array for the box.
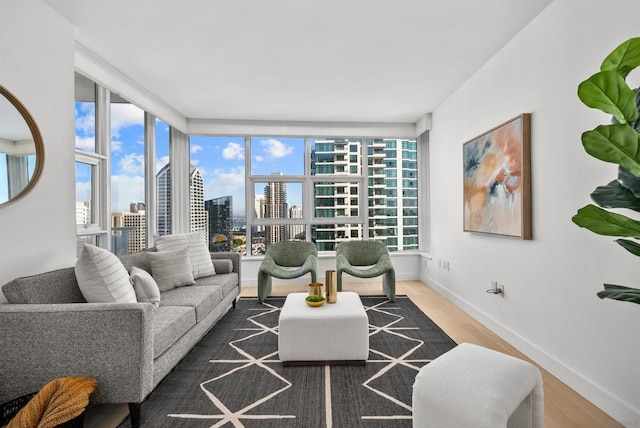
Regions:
[[305, 298, 326, 307]]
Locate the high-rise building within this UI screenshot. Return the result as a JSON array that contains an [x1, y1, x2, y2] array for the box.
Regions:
[[111, 210, 146, 255], [264, 172, 287, 245], [311, 138, 418, 251], [205, 195, 233, 252], [254, 195, 265, 231], [288, 205, 304, 240], [157, 163, 171, 236], [190, 166, 208, 240], [76, 201, 91, 225], [156, 163, 209, 243]]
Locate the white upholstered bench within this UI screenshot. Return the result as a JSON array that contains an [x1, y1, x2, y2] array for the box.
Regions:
[[412, 342, 544, 428], [278, 291, 369, 366]]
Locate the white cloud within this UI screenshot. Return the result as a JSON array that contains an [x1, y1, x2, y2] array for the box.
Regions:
[[110, 103, 144, 138], [254, 155, 264, 162], [75, 103, 95, 136], [156, 156, 170, 172], [209, 166, 245, 193], [191, 144, 203, 154], [111, 139, 124, 152], [119, 153, 145, 176], [111, 175, 145, 212], [75, 136, 95, 151], [75, 181, 92, 203], [222, 142, 244, 160], [260, 138, 294, 159]]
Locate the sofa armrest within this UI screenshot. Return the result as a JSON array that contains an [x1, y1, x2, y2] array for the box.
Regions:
[[0, 302, 155, 405], [210, 252, 241, 292]]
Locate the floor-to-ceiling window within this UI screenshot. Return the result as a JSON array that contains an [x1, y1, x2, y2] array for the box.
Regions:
[[75, 72, 172, 255], [188, 136, 246, 252], [109, 97, 146, 255], [190, 134, 418, 255], [75, 71, 422, 256], [75, 73, 105, 253]]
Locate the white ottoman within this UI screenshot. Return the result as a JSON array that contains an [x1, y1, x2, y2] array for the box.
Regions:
[[278, 291, 369, 366], [412, 343, 544, 428]]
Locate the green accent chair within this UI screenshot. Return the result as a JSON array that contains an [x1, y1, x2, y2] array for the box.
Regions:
[[336, 240, 396, 302], [257, 241, 318, 303]]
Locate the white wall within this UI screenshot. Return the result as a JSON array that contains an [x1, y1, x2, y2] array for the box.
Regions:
[[0, 0, 76, 302], [424, 0, 640, 424]]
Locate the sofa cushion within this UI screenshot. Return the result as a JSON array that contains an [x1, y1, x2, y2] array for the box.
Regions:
[[130, 267, 161, 308], [160, 284, 224, 322], [119, 251, 154, 274], [148, 247, 196, 292], [195, 273, 239, 299], [2, 268, 86, 304], [211, 259, 233, 274], [154, 231, 216, 279], [153, 305, 196, 358], [75, 244, 136, 304]]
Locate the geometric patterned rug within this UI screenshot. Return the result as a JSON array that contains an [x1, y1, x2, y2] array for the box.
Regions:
[[119, 295, 457, 427]]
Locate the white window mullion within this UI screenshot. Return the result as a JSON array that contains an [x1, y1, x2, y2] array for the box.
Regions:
[[418, 131, 430, 253], [245, 136, 253, 246], [361, 139, 369, 240], [95, 84, 111, 248], [170, 127, 190, 234], [145, 112, 157, 246]]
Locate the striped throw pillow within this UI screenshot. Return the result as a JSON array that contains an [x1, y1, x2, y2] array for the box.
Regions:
[[148, 247, 196, 291], [75, 244, 136, 303], [154, 231, 216, 279], [130, 266, 161, 307]]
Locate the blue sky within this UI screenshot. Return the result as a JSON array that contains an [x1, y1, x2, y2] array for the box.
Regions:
[[75, 102, 304, 216]]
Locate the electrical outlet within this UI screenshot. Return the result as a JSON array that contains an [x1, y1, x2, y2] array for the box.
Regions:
[[487, 280, 504, 295]]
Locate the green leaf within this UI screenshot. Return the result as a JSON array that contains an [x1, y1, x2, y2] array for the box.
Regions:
[[581, 124, 640, 175], [601, 37, 640, 77], [577, 71, 638, 123], [617, 166, 640, 196], [590, 179, 640, 211], [615, 238, 640, 257], [597, 283, 640, 305], [572, 204, 640, 237]]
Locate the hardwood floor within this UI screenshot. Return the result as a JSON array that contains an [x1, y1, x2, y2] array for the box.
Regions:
[[242, 280, 622, 428], [86, 279, 621, 427]]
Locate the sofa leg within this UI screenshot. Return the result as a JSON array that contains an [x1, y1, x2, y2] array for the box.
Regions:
[[128, 402, 141, 428], [232, 298, 236, 309]]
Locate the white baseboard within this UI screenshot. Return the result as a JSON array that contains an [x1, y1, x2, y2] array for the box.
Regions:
[[422, 273, 640, 426]]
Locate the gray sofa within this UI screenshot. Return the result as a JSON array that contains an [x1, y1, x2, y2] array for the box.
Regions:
[[0, 250, 241, 426]]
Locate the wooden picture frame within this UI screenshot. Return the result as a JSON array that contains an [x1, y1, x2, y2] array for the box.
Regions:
[[463, 113, 531, 239]]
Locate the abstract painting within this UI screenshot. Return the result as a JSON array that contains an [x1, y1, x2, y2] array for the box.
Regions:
[[463, 114, 531, 239]]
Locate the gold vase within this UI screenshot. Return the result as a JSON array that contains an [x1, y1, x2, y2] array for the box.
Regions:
[[325, 270, 337, 303], [308, 282, 324, 298]]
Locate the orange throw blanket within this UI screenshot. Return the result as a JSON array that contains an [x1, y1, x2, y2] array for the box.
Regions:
[[7, 376, 97, 428]]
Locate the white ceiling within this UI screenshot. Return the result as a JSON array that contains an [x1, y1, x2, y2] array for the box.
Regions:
[[44, 0, 553, 124]]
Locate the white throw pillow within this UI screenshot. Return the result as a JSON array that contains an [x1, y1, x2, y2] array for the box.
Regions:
[[154, 231, 216, 279], [75, 244, 136, 303], [130, 266, 161, 308], [148, 247, 196, 291]]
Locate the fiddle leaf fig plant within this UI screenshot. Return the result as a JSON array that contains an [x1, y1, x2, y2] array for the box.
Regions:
[[572, 37, 640, 305]]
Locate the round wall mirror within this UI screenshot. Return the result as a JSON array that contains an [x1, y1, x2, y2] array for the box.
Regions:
[[0, 84, 44, 206]]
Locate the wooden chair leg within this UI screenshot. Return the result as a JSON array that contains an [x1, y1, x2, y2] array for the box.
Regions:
[[128, 402, 141, 428]]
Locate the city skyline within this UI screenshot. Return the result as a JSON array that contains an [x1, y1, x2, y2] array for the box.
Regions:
[[74, 100, 305, 216]]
